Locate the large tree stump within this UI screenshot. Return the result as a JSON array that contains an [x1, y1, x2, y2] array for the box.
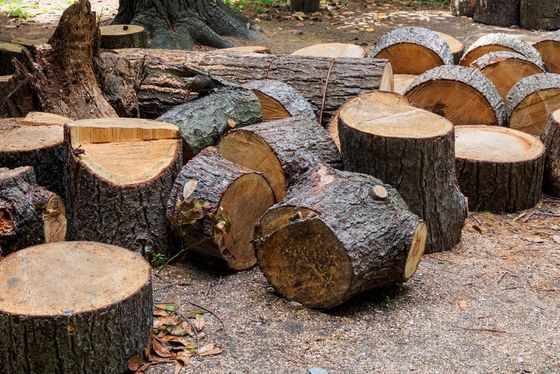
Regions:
[[541, 110, 560, 196], [0, 241, 152, 373], [520, 0, 560, 30], [370, 27, 454, 74], [254, 158, 427, 309], [100, 24, 147, 49], [451, 0, 477, 17], [0, 166, 66, 254], [404, 65, 506, 126], [473, 0, 520, 27], [22, 111, 71, 126], [455, 125, 544, 212], [65, 118, 183, 257], [534, 31, 560, 73], [217, 116, 341, 201], [338, 102, 467, 252], [167, 148, 275, 270], [435, 31, 465, 64], [506, 73, 560, 135], [291, 43, 367, 58], [0, 42, 23, 75]]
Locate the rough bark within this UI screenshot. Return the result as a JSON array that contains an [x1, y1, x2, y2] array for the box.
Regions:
[[534, 31, 560, 73], [291, 43, 367, 58], [254, 157, 427, 309], [520, 0, 560, 30], [0, 241, 153, 374], [450, 0, 477, 16], [541, 111, 560, 196], [290, 0, 320, 13], [100, 24, 147, 49], [473, 0, 520, 27], [435, 31, 464, 64], [0, 42, 23, 75]]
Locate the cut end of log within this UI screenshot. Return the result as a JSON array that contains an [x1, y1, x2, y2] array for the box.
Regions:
[[404, 221, 428, 280], [22, 112, 72, 126], [0, 208, 13, 235], [371, 185, 388, 200], [534, 38, 560, 73], [435, 31, 464, 64], [0, 118, 64, 152], [291, 43, 367, 58], [43, 194, 67, 243], [100, 24, 147, 49]]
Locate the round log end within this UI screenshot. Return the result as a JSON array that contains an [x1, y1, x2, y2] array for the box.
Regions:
[[404, 221, 428, 280], [534, 39, 560, 73], [0, 118, 64, 153]]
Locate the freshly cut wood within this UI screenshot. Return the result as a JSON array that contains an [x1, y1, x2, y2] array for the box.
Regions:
[[65, 118, 183, 257], [0, 118, 65, 197], [520, 0, 560, 30], [242, 79, 316, 122], [541, 110, 560, 196], [506, 73, 560, 135], [533, 31, 560, 73], [471, 51, 544, 99], [435, 31, 465, 64], [0, 166, 66, 254], [254, 159, 427, 309], [22, 111, 71, 126], [460, 33, 544, 68], [370, 26, 453, 74], [100, 24, 147, 49], [338, 102, 467, 252], [450, 0, 477, 17], [393, 74, 417, 95], [167, 149, 275, 270], [220, 46, 271, 54], [217, 116, 341, 201], [158, 88, 262, 159], [404, 65, 506, 126], [473, 0, 520, 27], [0, 241, 152, 373], [455, 125, 544, 212], [291, 43, 367, 58], [0, 42, 23, 75]]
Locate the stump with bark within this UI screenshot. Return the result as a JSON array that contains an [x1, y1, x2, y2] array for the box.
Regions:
[[291, 43, 367, 58], [541, 109, 560, 196], [0, 42, 23, 75], [455, 125, 544, 212], [0, 241, 152, 374], [506, 73, 560, 135], [435, 31, 465, 64], [533, 31, 560, 73], [167, 148, 275, 270], [520, 0, 560, 30], [338, 102, 467, 252], [255, 158, 428, 309], [450, 0, 477, 17], [0, 166, 66, 254], [473, 0, 520, 27], [100, 24, 147, 49], [404, 65, 506, 126], [65, 118, 183, 257]]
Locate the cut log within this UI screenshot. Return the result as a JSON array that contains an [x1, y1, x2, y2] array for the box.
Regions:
[[220, 46, 271, 54], [0, 166, 66, 254], [157, 88, 262, 159], [404, 65, 506, 126], [450, 0, 477, 17], [435, 31, 465, 64], [167, 148, 275, 270], [338, 102, 467, 252], [100, 24, 147, 49], [533, 31, 560, 73], [0, 241, 152, 373], [455, 125, 544, 212], [22, 111, 72, 126], [65, 118, 183, 257], [460, 33, 545, 68], [0, 118, 66, 198], [506, 73, 560, 135], [254, 158, 427, 309], [393, 74, 417, 95], [217, 116, 341, 201], [241, 79, 316, 122], [370, 26, 454, 74], [542, 110, 560, 196], [291, 43, 367, 58], [471, 51, 544, 99], [520, 0, 560, 30], [0, 42, 23, 75], [473, 0, 520, 27]]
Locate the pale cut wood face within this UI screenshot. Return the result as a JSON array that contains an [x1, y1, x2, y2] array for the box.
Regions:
[[0, 41, 23, 53], [404, 222, 428, 280], [435, 31, 464, 56], [22, 112, 72, 126], [254, 91, 291, 121], [292, 43, 367, 58], [534, 40, 560, 73], [0, 119, 63, 152], [375, 43, 444, 75], [509, 88, 560, 135], [480, 59, 543, 99], [393, 74, 417, 95], [100, 24, 145, 36]]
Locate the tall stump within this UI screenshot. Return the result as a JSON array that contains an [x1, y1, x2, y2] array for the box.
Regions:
[[542, 110, 560, 197]]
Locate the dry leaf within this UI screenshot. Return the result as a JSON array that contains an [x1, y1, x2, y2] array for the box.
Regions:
[[552, 235, 560, 244], [472, 224, 483, 233], [198, 343, 224, 357], [128, 355, 143, 371], [457, 299, 469, 311], [176, 350, 192, 365], [194, 315, 205, 332], [175, 362, 184, 374], [364, 28, 374, 32], [153, 338, 174, 358]]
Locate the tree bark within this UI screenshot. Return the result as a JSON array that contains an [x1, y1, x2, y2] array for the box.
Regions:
[[473, 0, 520, 27], [290, 0, 320, 13], [541, 111, 560, 197], [520, 0, 560, 30], [534, 31, 560, 73], [450, 0, 477, 16], [435, 31, 465, 64], [100, 24, 147, 49]]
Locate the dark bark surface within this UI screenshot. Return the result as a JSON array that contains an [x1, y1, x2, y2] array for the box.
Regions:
[[290, 0, 320, 13], [0, 42, 23, 75], [520, 0, 560, 30], [450, 0, 477, 16], [542, 113, 560, 196], [474, 0, 520, 27]]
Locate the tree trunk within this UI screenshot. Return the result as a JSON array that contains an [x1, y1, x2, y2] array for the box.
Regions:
[[0, 42, 23, 75], [291, 43, 367, 58], [0, 241, 152, 374], [541, 110, 560, 196], [450, 0, 477, 17], [533, 31, 560, 73], [520, 0, 560, 30], [254, 158, 427, 309], [100, 24, 147, 49], [473, 0, 520, 27], [290, 0, 320, 13], [167, 148, 275, 270]]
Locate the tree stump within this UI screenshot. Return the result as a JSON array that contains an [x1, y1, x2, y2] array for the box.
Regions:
[[506, 73, 560, 135], [242, 79, 316, 122], [455, 125, 544, 212], [22, 111, 71, 126], [65, 118, 183, 257], [450, 0, 477, 17], [404, 65, 506, 126], [393, 74, 417, 95], [254, 158, 427, 309], [533, 31, 560, 73], [167, 148, 275, 270], [217, 116, 341, 201], [291, 43, 367, 58], [0, 241, 152, 374], [473, 0, 520, 27], [338, 102, 467, 252], [541, 109, 560, 196], [435, 31, 465, 64], [0, 42, 23, 75], [520, 0, 560, 30], [0, 166, 66, 254], [221, 46, 271, 54], [100, 24, 147, 49], [370, 26, 454, 74], [471, 51, 544, 99]]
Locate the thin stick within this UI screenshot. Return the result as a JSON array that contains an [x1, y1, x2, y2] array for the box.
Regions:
[[157, 237, 210, 274], [187, 301, 225, 332]]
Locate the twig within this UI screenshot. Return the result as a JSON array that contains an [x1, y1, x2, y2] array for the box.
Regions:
[[472, 215, 482, 225], [497, 271, 509, 284], [174, 310, 200, 348], [452, 325, 507, 334], [187, 301, 225, 332]]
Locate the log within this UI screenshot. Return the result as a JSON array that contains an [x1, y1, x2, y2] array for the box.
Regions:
[[370, 26, 454, 74], [533, 31, 560, 73], [254, 158, 428, 309], [506, 73, 560, 135], [404, 65, 506, 126], [0, 42, 23, 75], [100, 24, 147, 49], [393, 74, 417, 95], [473, 0, 520, 27], [435, 31, 465, 64], [0, 241, 152, 373], [166, 148, 275, 270], [0, 166, 66, 254], [217, 116, 341, 201], [460, 33, 545, 68], [22, 111, 71, 126], [291, 43, 367, 58], [542, 110, 560, 196], [450, 0, 477, 17], [338, 102, 467, 252], [220, 46, 271, 54], [455, 125, 544, 212], [471, 51, 544, 99], [241, 79, 316, 122], [157, 88, 262, 160], [520, 0, 560, 30], [65, 118, 183, 257]]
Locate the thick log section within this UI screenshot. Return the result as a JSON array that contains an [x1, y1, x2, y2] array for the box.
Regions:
[[291, 43, 367, 58], [520, 0, 560, 30], [435, 31, 465, 64], [534, 31, 560, 73], [473, 0, 520, 27], [541, 110, 560, 196], [100, 24, 147, 49]]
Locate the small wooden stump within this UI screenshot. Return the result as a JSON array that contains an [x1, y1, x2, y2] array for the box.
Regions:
[[65, 118, 183, 257], [338, 102, 467, 252], [0, 42, 23, 75], [473, 0, 520, 27], [506, 73, 560, 135], [220, 46, 271, 54], [0, 241, 152, 373], [435, 31, 464, 64], [393, 74, 417, 95], [520, 0, 560, 30], [291, 43, 367, 58], [455, 125, 544, 212], [541, 110, 560, 196], [100, 24, 147, 49], [534, 31, 560, 73]]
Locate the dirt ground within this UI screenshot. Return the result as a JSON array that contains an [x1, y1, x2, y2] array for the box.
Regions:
[[1, 1, 559, 373]]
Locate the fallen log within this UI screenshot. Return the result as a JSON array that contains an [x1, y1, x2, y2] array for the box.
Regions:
[[450, 0, 476, 17], [435, 31, 465, 64], [100, 24, 147, 49], [455, 125, 544, 212], [541, 110, 560, 196], [220, 46, 271, 54], [338, 102, 467, 252], [533, 31, 560, 73], [0, 42, 23, 75], [473, 0, 520, 27], [520, 0, 560, 30], [291, 43, 367, 58], [0, 241, 152, 373], [167, 148, 275, 270], [254, 158, 427, 309]]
